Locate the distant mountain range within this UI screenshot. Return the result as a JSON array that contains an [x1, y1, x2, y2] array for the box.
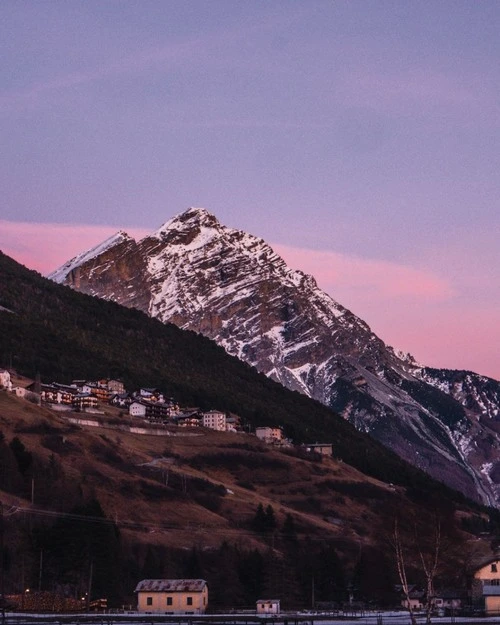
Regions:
[[50, 207, 500, 506]]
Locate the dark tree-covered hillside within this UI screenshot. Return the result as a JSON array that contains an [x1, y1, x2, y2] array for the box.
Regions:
[[0, 251, 476, 502]]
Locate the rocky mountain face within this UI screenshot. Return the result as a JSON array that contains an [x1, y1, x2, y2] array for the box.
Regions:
[[50, 208, 500, 506]]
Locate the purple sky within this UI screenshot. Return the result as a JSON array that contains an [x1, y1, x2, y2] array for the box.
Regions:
[[1, 1, 499, 379]]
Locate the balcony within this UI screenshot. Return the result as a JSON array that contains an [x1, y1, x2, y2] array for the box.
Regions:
[[482, 582, 500, 596]]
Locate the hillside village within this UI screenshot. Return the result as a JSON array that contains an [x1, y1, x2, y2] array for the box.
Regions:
[[0, 368, 333, 456]]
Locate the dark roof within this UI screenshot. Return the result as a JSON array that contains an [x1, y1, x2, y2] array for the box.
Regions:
[[469, 553, 500, 573], [135, 579, 207, 593]]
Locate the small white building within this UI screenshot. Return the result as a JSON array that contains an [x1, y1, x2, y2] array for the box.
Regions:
[[256, 599, 280, 615], [0, 370, 12, 391], [202, 410, 226, 432], [129, 401, 147, 418]]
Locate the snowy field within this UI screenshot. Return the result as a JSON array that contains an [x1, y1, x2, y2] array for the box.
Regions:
[[4, 612, 500, 625]]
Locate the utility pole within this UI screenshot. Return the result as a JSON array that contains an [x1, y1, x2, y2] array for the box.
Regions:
[[38, 550, 43, 592], [0, 502, 5, 625], [86, 560, 93, 613]]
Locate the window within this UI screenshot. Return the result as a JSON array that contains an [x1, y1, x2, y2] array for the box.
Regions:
[[492, 564, 498, 573], [187, 597, 193, 606], [146, 597, 153, 606], [167, 597, 173, 606]]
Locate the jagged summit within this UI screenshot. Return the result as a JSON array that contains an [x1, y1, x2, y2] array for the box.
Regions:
[[152, 207, 219, 240], [50, 208, 500, 507]]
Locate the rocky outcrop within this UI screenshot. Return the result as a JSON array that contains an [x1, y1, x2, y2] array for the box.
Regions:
[[50, 207, 500, 506]]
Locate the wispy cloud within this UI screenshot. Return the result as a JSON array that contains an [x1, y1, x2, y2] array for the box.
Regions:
[[338, 67, 497, 123], [0, 6, 300, 114], [0, 36, 203, 113]]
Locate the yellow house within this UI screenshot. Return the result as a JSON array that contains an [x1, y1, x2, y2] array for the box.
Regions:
[[135, 579, 208, 614], [472, 557, 500, 615]]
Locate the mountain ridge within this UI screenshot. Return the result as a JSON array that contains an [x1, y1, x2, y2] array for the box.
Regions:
[[49, 208, 500, 507]]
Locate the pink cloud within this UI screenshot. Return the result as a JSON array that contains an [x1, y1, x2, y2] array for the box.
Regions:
[[274, 244, 499, 380], [274, 244, 454, 301], [0, 223, 498, 380], [0, 220, 149, 275]]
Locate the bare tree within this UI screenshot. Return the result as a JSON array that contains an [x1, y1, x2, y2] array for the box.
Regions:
[[418, 516, 441, 625], [392, 518, 418, 625], [392, 513, 445, 625]]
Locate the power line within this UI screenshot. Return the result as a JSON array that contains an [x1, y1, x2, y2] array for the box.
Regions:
[[2, 504, 331, 542]]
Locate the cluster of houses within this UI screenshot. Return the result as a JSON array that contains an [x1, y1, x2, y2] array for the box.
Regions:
[[1, 370, 240, 434], [0, 370, 332, 455]]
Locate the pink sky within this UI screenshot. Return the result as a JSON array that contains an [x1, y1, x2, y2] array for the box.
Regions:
[[1, 219, 498, 381]]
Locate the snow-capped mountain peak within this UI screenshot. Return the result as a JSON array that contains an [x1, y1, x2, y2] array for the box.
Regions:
[[49, 208, 500, 507]]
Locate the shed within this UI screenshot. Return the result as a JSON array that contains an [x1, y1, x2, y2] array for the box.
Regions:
[[256, 599, 280, 614]]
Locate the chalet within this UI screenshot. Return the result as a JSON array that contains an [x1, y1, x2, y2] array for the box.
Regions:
[[226, 416, 239, 432], [256, 599, 280, 615], [87, 382, 110, 402], [174, 412, 202, 428], [109, 392, 133, 408], [202, 410, 226, 432], [139, 388, 165, 402], [101, 378, 125, 394], [71, 380, 90, 392], [400, 589, 425, 611], [255, 427, 283, 445], [135, 579, 208, 614], [40, 384, 63, 404], [471, 556, 500, 614], [72, 393, 98, 411], [144, 401, 171, 421], [433, 589, 462, 612], [129, 400, 170, 421], [39, 383, 77, 405]]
